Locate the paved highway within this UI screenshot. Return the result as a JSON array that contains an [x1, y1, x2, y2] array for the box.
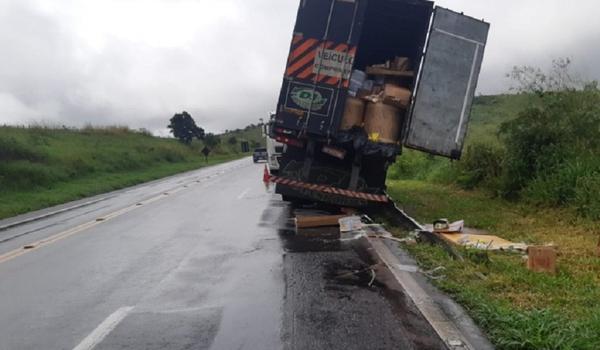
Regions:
[[0, 158, 444, 350]]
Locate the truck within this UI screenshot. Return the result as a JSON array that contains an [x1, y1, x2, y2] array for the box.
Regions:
[[271, 0, 490, 207], [262, 113, 285, 174]]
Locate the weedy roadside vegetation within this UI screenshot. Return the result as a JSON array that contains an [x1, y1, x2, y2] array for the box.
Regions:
[[0, 124, 262, 219], [389, 59, 600, 219], [386, 60, 600, 349]]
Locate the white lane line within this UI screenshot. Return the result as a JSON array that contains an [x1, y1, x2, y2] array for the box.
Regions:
[[72, 306, 134, 350], [237, 188, 251, 200]]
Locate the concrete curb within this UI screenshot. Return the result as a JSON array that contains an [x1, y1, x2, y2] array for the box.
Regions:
[[363, 234, 494, 350]]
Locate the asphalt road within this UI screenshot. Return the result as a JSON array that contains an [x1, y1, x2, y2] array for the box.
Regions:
[[0, 158, 444, 350]]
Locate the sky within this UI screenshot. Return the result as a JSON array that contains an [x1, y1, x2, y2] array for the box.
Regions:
[[1, 0, 599, 135]]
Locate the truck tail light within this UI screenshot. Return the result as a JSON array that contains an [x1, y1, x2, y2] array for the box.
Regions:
[[275, 135, 304, 148], [274, 128, 295, 135], [322, 145, 347, 160]]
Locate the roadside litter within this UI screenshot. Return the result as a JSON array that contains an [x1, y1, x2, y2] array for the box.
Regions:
[[433, 219, 464, 233], [394, 264, 446, 280], [425, 219, 528, 253], [442, 233, 528, 252], [526, 245, 557, 274]]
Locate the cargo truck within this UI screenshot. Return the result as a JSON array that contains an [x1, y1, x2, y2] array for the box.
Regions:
[[271, 0, 490, 207], [262, 113, 285, 174]]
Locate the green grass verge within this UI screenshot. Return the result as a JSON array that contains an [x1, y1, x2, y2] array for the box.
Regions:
[[0, 154, 242, 220], [0, 126, 248, 220], [387, 180, 600, 350]]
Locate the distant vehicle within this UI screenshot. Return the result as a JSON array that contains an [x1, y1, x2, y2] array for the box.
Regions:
[[271, 0, 490, 207], [262, 113, 285, 174], [252, 148, 268, 163]]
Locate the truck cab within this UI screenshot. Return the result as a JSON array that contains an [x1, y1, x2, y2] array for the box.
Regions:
[[263, 113, 285, 174]]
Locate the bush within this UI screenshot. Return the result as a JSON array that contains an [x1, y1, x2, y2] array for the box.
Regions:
[[0, 137, 48, 162], [388, 150, 440, 180], [455, 143, 505, 190], [574, 172, 600, 219], [0, 161, 67, 190], [388, 59, 600, 218]]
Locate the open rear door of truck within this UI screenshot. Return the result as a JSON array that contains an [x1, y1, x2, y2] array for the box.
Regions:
[[404, 7, 489, 159]]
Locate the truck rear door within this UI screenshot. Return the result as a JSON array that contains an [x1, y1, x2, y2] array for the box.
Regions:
[[275, 0, 366, 139], [404, 7, 489, 159]]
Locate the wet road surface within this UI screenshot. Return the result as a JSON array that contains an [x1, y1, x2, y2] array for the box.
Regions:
[[0, 158, 443, 350]]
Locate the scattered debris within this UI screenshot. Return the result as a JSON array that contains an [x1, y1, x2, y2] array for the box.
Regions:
[[393, 264, 446, 280], [23, 245, 35, 250], [597, 237, 600, 257], [423, 266, 446, 280], [474, 272, 488, 281], [526, 245, 557, 274], [433, 219, 450, 231], [433, 219, 464, 233], [442, 233, 528, 252], [296, 215, 348, 229], [426, 220, 528, 252], [395, 264, 419, 273], [339, 216, 364, 233]]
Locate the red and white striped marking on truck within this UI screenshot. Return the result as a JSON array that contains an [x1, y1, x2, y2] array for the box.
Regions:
[[270, 175, 388, 203], [285, 34, 356, 87]]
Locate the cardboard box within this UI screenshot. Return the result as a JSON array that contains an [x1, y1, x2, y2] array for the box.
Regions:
[[391, 57, 410, 71], [527, 246, 557, 274], [340, 96, 365, 130], [364, 101, 401, 144], [382, 83, 412, 109]]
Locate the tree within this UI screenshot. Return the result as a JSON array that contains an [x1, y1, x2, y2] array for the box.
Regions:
[[203, 133, 220, 149], [167, 111, 205, 144], [227, 136, 238, 145]]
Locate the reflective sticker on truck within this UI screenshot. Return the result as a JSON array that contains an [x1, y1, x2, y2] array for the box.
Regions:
[[285, 34, 355, 87], [313, 47, 354, 80]]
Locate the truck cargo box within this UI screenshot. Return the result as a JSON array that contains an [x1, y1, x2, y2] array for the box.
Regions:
[[274, 0, 489, 160]]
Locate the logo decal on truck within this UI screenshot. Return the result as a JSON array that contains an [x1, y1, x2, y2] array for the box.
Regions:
[[290, 87, 328, 111]]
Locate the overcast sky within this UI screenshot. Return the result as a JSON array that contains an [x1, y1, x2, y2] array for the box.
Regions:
[[1, 0, 599, 135]]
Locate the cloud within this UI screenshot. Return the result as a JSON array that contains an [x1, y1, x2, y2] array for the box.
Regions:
[[0, 0, 599, 134]]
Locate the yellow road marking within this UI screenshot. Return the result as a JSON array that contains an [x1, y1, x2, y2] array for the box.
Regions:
[[0, 184, 189, 265]]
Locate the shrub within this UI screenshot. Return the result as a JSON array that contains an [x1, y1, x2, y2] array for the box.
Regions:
[[0, 137, 48, 162], [389, 59, 600, 218], [0, 161, 67, 190], [455, 143, 505, 190]]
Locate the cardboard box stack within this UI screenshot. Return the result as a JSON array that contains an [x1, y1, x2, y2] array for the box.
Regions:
[[341, 57, 413, 144]]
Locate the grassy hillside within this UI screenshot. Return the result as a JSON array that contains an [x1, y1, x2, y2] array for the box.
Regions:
[[466, 94, 533, 145], [0, 125, 258, 219], [209, 124, 265, 155]]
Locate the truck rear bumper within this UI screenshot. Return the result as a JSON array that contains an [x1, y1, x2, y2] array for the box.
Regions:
[[272, 176, 388, 206]]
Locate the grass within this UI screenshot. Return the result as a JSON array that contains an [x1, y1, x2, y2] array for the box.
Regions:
[[0, 125, 253, 219], [386, 180, 600, 349], [467, 94, 534, 146]]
